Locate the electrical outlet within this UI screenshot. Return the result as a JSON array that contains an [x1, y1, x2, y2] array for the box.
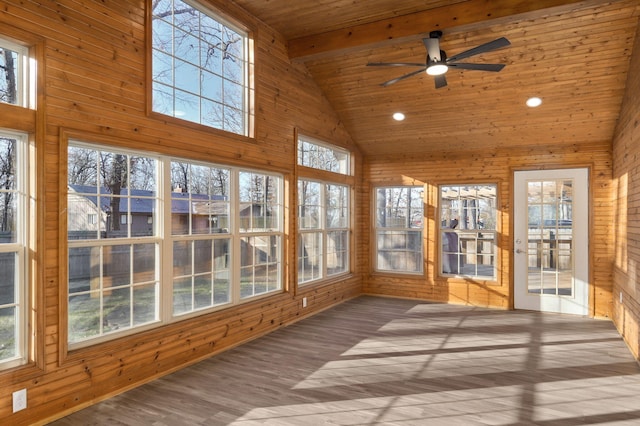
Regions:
[[13, 389, 27, 413], [302, 297, 307, 308]]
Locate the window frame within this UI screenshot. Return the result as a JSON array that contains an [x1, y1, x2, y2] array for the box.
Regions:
[[0, 36, 33, 108], [297, 135, 351, 176], [439, 183, 498, 279], [149, 0, 254, 137], [296, 135, 352, 286], [0, 130, 28, 370], [373, 186, 424, 275], [66, 140, 284, 349], [297, 179, 350, 285], [66, 142, 163, 347]]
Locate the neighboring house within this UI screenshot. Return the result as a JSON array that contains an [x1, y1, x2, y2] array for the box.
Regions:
[[67, 184, 232, 237]]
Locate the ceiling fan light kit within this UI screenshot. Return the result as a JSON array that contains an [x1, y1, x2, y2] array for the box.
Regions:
[[368, 30, 510, 88]]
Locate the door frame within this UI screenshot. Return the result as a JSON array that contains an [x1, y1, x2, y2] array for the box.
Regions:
[[512, 167, 591, 315]]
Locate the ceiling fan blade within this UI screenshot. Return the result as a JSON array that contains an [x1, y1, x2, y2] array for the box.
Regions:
[[381, 67, 427, 87], [434, 74, 447, 89], [367, 62, 426, 67], [448, 62, 506, 72], [423, 37, 442, 62], [446, 37, 511, 63]]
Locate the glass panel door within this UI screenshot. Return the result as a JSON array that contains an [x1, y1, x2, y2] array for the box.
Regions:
[[514, 169, 588, 315]]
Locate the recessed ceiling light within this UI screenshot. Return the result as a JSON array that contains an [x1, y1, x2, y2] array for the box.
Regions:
[[526, 97, 542, 107], [393, 112, 405, 121]]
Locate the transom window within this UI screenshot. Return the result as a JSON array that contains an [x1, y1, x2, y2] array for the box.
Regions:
[[375, 187, 424, 274], [67, 142, 283, 346], [0, 131, 27, 370], [151, 0, 251, 136], [0, 37, 32, 108], [440, 184, 497, 278], [297, 136, 350, 175]]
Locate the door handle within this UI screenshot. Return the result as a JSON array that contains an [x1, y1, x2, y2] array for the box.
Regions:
[[515, 248, 524, 254]]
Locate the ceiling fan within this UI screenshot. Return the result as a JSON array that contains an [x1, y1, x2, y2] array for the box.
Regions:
[[367, 30, 511, 89]]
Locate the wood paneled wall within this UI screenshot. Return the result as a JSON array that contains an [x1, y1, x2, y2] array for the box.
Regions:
[[0, 0, 362, 424], [612, 19, 640, 359], [363, 142, 614, 317]]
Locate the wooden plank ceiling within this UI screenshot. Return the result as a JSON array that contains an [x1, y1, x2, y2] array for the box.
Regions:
[[235, 0, 640, 157]]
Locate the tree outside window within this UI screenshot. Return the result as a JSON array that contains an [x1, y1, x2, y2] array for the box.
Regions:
[[0, 37, 30, 108], [151, 0, 251, 136]]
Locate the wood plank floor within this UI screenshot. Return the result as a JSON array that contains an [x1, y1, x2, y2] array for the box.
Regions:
[[49, 296, 640, 425]]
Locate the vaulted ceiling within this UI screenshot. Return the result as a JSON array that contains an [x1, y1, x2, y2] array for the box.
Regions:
[[234, 0, 640, 157]]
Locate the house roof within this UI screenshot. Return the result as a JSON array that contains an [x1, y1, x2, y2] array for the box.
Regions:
[[68, 185, 228, 215]]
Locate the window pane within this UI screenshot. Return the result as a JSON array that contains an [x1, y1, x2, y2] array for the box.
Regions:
[[240, 235, 281, 298], [298, 180, 321, 229], [0, 252, 15, 305], [68, 246, 99, 295], [326, 184, 348, 228], [173, 237, 231, 316], [376, 230, 423, 273], [239, 172, 280, 232], [298, 232, 322, 283], [133, 243, 156, 283], [0, 306, 16, 361], [103, 287, 131, 333], [0, 39, 25, 106], [133, 283, 157, 325], [297, 138, 350, 174], [376, 187, 423, 228], [68, 292, 100, 342], [0, 96, 26, 367], [0, 137, 17, 243], [151, 0, 249, 136], [327, 230, 348, 276], [173, 276, 193, 316], [171, 162, 230, 236], [103, 244, 131, 287]]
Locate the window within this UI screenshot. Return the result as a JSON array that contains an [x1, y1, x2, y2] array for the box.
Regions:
[[296, 136, 351, 285], [298, 136, 350, 175], [375, 187, 423, 274], [171, 162, 231, 314], [0, 37, 31, 107], [67, 145, 160, 344], [151, 0, 251, 136], [298, 180, 349, 284], [67, 142, 283, 345], [440, 184, 497, 278], [238, 171, 283, 297], [0, 131, 27, 369]]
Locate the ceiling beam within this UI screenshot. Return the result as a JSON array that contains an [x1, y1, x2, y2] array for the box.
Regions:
[[287, 0, 596, 61]]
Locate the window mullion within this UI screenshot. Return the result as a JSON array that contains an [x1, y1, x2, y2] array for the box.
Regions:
[[161, 156, 172, 323], [230, 168, 240, 304]]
